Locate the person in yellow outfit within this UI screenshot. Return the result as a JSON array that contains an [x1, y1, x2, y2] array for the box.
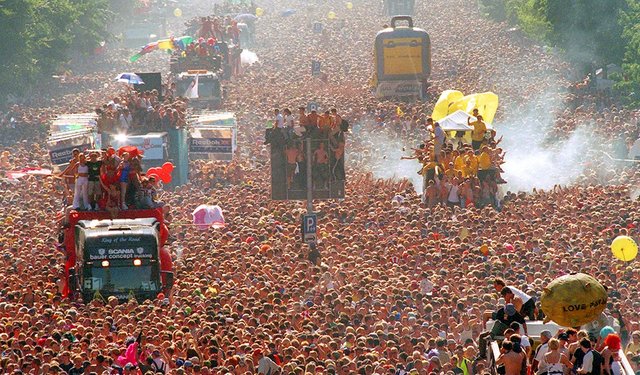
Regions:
[[419, 158, 441, 183], [468, 113, 487, 151], [444, 162, 457, 179], [452, 150, 465, 174], [477, 145, 492, 181], [462, 149, 478, 177]]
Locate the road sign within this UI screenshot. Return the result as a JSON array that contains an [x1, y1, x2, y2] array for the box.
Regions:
[[307, 101, 318, 113], [313, 22, 323, 33], [311, 60, 321, 76], [302, 214, 317, 244]]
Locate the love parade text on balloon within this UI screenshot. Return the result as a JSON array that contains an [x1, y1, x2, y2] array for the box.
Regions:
[[561, 298, 607, 312]]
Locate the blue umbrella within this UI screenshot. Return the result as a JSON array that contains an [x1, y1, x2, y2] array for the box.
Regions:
[[234, 13, 258, 22], [114, 73, 144, 85], [281, 9, 296, 17]]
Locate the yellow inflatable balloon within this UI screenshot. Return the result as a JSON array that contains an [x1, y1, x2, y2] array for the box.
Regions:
[[346, 2, 353, 9], [451, 92, 500, 124], [540, 273, 607, 327], [431, 90, 499, 124], [256, 7, 264, 16], [173, 8, 182, 17], [611, 235, 638, 262], [432, 90, 464, 122], [328, 11, 337, 20]]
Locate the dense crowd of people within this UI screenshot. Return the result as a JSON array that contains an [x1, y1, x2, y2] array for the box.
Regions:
[[3, 0, 640, 374], [96, 88, 188, 135]]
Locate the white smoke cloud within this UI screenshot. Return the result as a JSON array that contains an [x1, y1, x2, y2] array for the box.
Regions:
[[241, 50, 260, 66], [498, 94, 601, 192], [349, 124, 424, 193]]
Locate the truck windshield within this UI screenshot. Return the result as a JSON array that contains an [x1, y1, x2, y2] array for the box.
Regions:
[[177, 77, 219, 99], [85, 266, 158, 292]]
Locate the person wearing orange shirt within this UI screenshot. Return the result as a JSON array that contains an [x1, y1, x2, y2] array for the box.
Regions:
[[318, 111, 332, 134], [307, 109, 319, 129], [298, 107, 309, 127], [330, 108, 342, 130]]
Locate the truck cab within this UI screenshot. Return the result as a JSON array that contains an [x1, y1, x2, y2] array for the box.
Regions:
[[63, 208, 173, 303], [176, 70, 223, 109]]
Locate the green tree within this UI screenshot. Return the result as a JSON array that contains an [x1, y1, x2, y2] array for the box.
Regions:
[[544, 0, 627, 67], [0, 0, 112, 105], [616, 0, 640, 104]]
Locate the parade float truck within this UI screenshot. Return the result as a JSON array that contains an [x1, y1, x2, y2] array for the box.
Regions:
[[176, 70, 224, 109], [62, 208, 173, 303]]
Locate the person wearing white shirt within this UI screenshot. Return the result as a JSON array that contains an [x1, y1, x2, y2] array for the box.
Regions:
[[577, 338, 594, 374], [274, 109, 284, 128], [118, 108, 133, 132], [420, 272, 434, 295], [433, 122, 445, 157], [494, 278, 536, 320], [533, 330, 552, 374]]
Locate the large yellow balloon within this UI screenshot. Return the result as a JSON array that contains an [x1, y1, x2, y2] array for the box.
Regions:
[[346, 2, 353, 9], [611, 235, 638, 262], [432, 90, 464, 121], [328, 11, 337, 20], [540, 273, 607, 327], [431, 90, 499, 125], [256, 7, 264, 16], [173, 8, 182, 17], [451, 92, 500, 124]]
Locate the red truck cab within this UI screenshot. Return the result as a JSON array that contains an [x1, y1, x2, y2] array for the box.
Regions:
[[61, 208, 173, 303]]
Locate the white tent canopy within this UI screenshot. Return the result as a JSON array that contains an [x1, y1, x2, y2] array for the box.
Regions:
[[437, 110, 474, 132]]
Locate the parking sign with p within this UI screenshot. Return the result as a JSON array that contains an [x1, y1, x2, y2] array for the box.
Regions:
[[302, 214, 317, 244]]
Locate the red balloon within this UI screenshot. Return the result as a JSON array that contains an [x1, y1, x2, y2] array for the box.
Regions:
[[146, 167, 161, 176], [159, 170, 172, 184], [161, 162, 174, 173]]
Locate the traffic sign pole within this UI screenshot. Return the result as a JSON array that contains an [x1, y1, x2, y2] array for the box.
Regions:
[[301, 138, 317, 245], [306, 137, 313, 214]]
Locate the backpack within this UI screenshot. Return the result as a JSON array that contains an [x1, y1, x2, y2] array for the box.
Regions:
[[151, 359, 166, 374]]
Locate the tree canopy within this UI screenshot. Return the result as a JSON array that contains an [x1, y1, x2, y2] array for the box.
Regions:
[[479, 0, 640, 105], [0, 0, 113, 105]]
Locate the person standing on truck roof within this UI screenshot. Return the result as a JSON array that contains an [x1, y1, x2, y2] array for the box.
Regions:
[[72, 154, 91, 211], [283, 108, 295, 140], [58, 148, 80, 205], [494, 278, 536, 320], [274, 109, 284, 128], [330, 108, 342, 130], [86, 152, 102, 211], [433, 122, 445, 159], [468, 112, 487, 151], [118, 152, 131, 210]]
